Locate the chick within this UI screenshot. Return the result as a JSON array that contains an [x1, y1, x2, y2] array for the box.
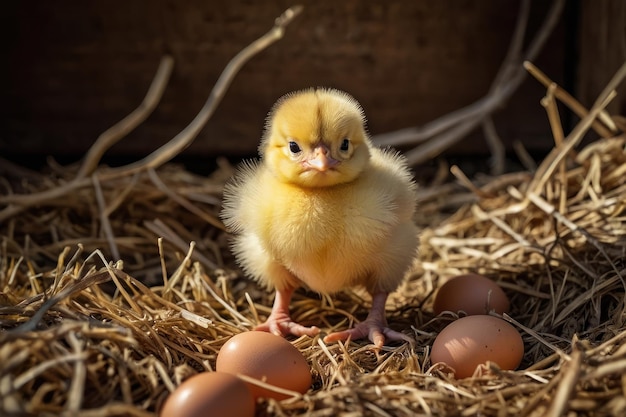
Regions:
[[221, 88, 419, 347]]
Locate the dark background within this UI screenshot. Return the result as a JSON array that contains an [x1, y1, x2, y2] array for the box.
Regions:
[[1, 0, 624, 171]]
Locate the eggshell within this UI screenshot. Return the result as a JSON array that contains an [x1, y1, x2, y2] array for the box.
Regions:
[[216, 331, 311, 400], [160, 371, 254, 417], [431, 315, 524, 378], [433, 274, 510, 315]]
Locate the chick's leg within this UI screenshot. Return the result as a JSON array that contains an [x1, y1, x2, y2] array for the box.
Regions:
[[255, 286, 321, 337], [324, 292, 413, 349]]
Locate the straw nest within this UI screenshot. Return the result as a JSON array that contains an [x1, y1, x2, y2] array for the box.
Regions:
[[2, 6, 626, 417]]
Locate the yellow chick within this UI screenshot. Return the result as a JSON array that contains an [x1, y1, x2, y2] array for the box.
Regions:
[[221, 88, 418, 347]]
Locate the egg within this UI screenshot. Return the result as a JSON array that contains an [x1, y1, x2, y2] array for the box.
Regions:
[[216, 331, 311, 400], [430, 315, 524, 378], [433, 273, 510, 315], [160, 371, 255, 417]]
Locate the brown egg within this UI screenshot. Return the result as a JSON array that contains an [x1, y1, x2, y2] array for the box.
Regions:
[[433, 273, 510, 315], [216, 331, 311, 400], [160, 371, 254, 417], [431, 315, 524, 378]]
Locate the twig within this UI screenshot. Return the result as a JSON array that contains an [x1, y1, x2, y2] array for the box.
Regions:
[[371, 0, 530, 150], [524, 61, 618, 137], [373, 0, 565, 166], [76, 56, 175, 179], [373, 0, 531, 150], [92, 175, 120, 261], [0, 6, 303, 220], [489, 0, 531, 90], [512, 140, 537, 172], [450, 165, 494, 199], [482, 118, 506, 175], [401, 0, 564, 166], [98, 5, 304, 178]]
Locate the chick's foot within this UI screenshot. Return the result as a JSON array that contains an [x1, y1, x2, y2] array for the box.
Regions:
[[255, 312, 320, 337], [323, 292, 413, 349], [255, 286, 320, 338], [323, 319, 412, 348]]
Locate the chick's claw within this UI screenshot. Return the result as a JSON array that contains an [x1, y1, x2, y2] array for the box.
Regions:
[[323, 292, 414, 348], [255, 286, 320, 338], [324, 319, 413, 349], [255, 313, 320, 338]]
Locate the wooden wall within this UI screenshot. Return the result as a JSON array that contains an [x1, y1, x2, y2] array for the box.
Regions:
[[2, 1, 606, 166], [577, 0, 626, 116]]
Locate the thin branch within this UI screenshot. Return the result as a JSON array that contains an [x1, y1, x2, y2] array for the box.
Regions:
[[0, 6, 303, 222], [482, 118, 506, 176], [512, 140, 537, 172], [372, 0, 530, 149], [373, 0, 565, 166], [450, 165, 495, 199], [524, 61, 618, 136], [92, 175, 120, 261], [76, 55, 175, 179], [99, 5, 304, 178]]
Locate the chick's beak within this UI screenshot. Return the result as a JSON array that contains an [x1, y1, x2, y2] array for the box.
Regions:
[[305, 145, 339, 172]]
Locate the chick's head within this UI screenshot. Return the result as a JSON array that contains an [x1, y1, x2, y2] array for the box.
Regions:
[[261, 88, 371, 188]]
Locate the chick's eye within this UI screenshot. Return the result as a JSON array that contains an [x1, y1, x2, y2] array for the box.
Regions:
[[340, 138, 350, 151], [288, 141, 301, 154]]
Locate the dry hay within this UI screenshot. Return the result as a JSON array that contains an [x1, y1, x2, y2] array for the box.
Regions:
[[2, 5, 626, 417], [1, 85, 625, 417]]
